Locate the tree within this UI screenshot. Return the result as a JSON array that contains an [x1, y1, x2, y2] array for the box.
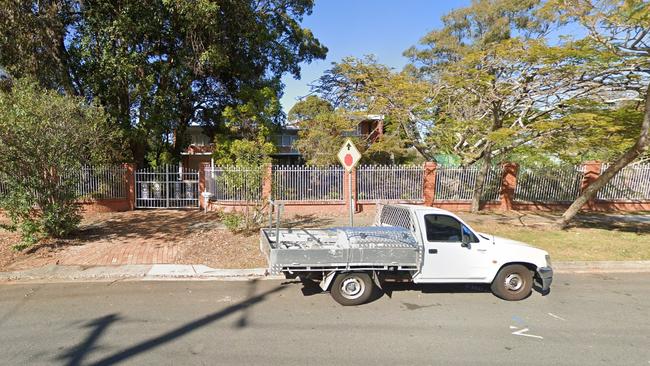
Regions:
[[287, 95, 334, 123], [293, 110, 359, 165], [0, 0, 327, 165], [405, 0, 614, 212], [313, 56, 435, 162], [547, 0, 650, 226], [0, 79, 121, 249]]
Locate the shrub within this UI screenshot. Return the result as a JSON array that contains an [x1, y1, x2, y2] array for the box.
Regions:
[[0, 78, 121, 249]]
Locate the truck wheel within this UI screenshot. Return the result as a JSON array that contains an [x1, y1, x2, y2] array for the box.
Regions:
[[491, 264, 533, 301], [330, 272, 374, 306]]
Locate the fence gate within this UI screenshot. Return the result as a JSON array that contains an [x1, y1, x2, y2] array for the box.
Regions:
[[135, 165, 199, 208]]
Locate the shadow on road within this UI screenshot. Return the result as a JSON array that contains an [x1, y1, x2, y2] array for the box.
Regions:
[[55, 280, 286, 366], [294, 276, 492, 304], [56, 314, 121, 366]]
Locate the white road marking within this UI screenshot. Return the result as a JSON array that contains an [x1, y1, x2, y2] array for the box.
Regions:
[[509, 326, 518, 329], [511, 327, 544, 339], [548, 313, 566, 321]]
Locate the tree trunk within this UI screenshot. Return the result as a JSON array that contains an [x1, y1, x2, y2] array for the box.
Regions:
[[561, 84, 650, 227], [471, 145, 492, 213], [471, 107, 501, 213]]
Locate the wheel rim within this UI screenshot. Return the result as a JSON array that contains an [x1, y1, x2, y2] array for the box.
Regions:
[[504, 273, 524, 292], [340, 277, 365, 300]]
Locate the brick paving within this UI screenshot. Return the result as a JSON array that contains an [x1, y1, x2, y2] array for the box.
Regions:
[[53, 210, 221, 266]]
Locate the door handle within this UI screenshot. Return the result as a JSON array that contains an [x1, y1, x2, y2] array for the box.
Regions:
[[428, 249, 438, 254]]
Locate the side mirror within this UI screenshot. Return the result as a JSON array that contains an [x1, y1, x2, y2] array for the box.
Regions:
[[461, 225, 471, 248], [461, 234, 471, 248]]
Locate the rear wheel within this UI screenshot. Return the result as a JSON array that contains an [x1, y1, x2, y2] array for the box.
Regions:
[[491, 264, 533, 301], [330, 272, 374, 306]]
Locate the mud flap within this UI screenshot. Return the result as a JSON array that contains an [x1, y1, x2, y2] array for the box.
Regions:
[[372, 271, 383, 291], [319, 271, 337, 291]]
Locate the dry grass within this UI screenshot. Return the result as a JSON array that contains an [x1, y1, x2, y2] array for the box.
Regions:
[[461, 211, 650, 261], [1, 209, 649, 272]]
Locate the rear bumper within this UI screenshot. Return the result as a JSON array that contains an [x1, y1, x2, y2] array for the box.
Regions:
[[535, 266, 553, 295]]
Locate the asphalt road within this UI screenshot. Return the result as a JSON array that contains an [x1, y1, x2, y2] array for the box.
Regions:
[[0, 273, 649, 366]]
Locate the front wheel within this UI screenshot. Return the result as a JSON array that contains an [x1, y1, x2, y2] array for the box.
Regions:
[[330, 272, 374, 306], [491, 264, 533, 301]]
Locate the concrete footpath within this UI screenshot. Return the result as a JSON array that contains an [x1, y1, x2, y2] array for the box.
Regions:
[[1, 260, 649, 283]]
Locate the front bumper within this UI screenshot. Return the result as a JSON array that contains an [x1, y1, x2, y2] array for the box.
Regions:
[[535, 266, 553, 295]]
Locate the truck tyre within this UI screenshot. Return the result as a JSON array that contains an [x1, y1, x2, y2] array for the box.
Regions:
[[491, 264, 533, 301], [330, 272, 374, 306]]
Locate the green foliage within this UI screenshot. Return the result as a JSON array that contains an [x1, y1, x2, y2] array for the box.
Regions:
[[221, 211, 245, 233], [293, 111, 358, 165], [288, 95, 334, 123], [0, 79, 120, 248], [0, 0, 327, 165], [313, 56, 434, 161]]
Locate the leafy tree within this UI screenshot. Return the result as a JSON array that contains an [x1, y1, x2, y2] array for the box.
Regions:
[[544, 0, 650, 226], [313, 56, 435, 161], [405, 0, 615, 212], [292, 110, 359, 165], [0, 78, 121, 249], [0, 0, 327, 165], [287, 95, 334, 123]]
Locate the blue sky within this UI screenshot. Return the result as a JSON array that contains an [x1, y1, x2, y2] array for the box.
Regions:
[[280, 0, 471, 114]]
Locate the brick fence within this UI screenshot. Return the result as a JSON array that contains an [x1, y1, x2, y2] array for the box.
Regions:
[[60, 160, 650, 214], [76, 163, 136, 213], [202, 161, 650, 215]]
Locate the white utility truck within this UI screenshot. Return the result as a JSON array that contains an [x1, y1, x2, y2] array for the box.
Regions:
[[261, 204, 553, 306]]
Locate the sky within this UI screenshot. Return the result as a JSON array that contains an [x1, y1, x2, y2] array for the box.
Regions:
[[280, 0, 471, 114]]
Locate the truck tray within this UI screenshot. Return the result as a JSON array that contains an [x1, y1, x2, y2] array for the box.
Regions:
[[261, 226, 421, 274]]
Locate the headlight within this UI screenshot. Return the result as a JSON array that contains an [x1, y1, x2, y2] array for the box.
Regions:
[[545, 254, 552, 268]]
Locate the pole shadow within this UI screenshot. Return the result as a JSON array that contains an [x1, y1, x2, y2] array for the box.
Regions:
[[54, 281, 286, 366]]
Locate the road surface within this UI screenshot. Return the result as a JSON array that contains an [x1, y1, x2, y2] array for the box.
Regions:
[[0, 273, 648, 365]]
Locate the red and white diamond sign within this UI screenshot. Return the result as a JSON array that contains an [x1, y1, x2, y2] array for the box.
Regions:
[[337, 139, 361, 172]]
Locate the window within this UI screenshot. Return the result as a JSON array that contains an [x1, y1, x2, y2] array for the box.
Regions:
[[424, 215, 463, 242], [424, 215, 479, 243]]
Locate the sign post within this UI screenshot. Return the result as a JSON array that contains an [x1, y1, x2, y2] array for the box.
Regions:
[[337, 139, 362, 227]]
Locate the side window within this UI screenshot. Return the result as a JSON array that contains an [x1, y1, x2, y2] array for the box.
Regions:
[[424, 215, 462, 242]]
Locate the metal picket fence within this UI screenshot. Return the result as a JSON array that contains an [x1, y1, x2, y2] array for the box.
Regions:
[[357, 165, 424, 202], [0, 166, 127, 200], [205, 166, 263, 201], [272, 165, 344, 201], [597, 163, 650, 201], [65, 165, 128, 199], [435, 166, 503, 201], [514, 165, 584, 202]]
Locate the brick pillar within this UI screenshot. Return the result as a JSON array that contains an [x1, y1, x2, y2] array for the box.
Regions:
[[499, 162, 518, 211], [423, 162, 437, 206], [262, 163, 273, 203], [198, 162, 210, 209], [123, 163, 136, 210], [581, 160, 602, 209]]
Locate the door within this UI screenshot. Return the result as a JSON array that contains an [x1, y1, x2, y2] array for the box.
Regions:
[[417, 213, 489, 280]]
